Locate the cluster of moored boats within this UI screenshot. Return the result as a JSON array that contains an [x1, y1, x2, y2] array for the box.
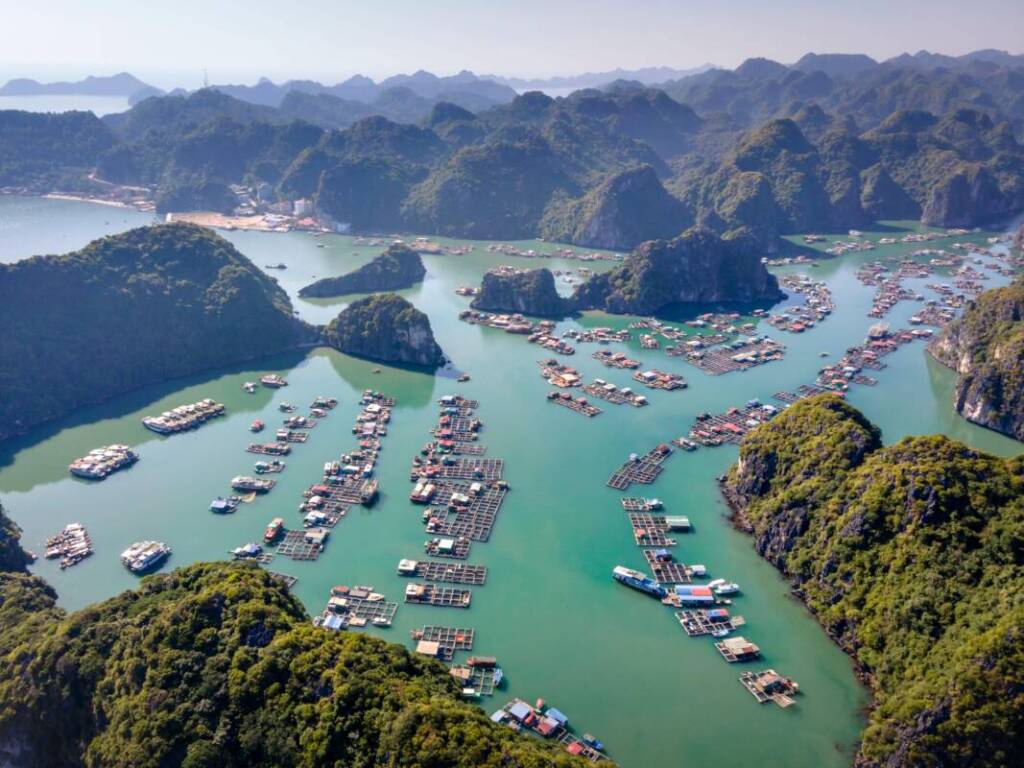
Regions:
[[45, 523, 92, 569], [141, 399, 225, 434], [68, 444, 139, 480]]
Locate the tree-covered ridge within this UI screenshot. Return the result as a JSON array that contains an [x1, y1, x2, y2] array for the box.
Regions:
[[471, 268, 575, 317], [298, 242, 426, 298], [0, 223, 313, 441], [322, 293, 445, 367], [930, 276, 1024, 440], [0, 504, 30, 574], [0, 560, 592, 768], [726, 395, 1024, 767], [0, 110, 117, 190]]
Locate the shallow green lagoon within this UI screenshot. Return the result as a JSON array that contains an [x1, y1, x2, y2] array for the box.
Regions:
[[2, 196, 1020, 767]]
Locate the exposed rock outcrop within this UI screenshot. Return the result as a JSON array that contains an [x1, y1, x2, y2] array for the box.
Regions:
[[470, 268, 574, 317], [321, 293, 445, 366], [299, 243, 425, 298], [572, 227, 783, 315], [929, 276, 1024, 441]]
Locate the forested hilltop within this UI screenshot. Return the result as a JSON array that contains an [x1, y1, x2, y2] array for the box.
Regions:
[[0, 505, 591, 768], [0, 223, 314, 441], [724, 395, 1024, 767], [3, 49, 1024, 250]]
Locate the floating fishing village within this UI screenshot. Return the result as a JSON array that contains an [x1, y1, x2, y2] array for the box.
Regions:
[[9, 204, 1023, 768]]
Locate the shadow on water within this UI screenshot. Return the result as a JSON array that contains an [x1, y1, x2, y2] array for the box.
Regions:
[[650, 299, 783, 323], [0, 349, 310, 471], [315, 349, 438, 408]]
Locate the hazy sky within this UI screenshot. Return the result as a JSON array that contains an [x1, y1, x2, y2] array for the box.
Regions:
[[2, 0, 1022, 87]]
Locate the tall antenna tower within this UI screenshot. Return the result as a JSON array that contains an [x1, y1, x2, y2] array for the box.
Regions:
[[203, 67, 209, 88]]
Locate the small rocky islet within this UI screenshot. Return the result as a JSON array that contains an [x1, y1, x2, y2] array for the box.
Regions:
[[298, 242, 426, 298]]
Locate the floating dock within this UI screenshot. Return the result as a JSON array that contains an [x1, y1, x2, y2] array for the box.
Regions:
[[627, 512, 677, 547], [606, 444, 673, 490], [404, 583, 472, 608], [675, 609, 746, 637], [399, 558, 487, 585], [643, 549, 691, 583], [425, 536, 472, 559], [739, 669, 800, 708], [275, 528, 329, 561], [412, 625, 475, 661], [547, 391, 602, 417]]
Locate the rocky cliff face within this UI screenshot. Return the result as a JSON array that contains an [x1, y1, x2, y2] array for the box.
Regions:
[[0, 504, 29, 575], [321, 293, 445, 366], [929, 277, 1024, 441], [539, 165, 691, 250], [573, 227, 783, 315], [921, 165, 1016, 227], [470, 268, 574, 317], [299, 243, 425, 298], [723, 395, 1024, 768]]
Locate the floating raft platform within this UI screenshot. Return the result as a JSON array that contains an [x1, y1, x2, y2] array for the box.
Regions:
[[592, 349, 641, 369], [621, 497, 662, 512], [246, 442, 291, 456], [582, 382, 647, 407], [402, 559, 488, 585], [606, 445, 673, 490], [547, 392, 602, 417], [627, 512, 677, 547], [424, 536, 472, 559], [450, 443, 488, 455], [684, 338, 785, 375], [405, 583, 472, 608], [416, 457, 505, 482], [320, 594, 398, 629], [425, 507, 498, 542], [275, 529, 328, 561], [739, 669, 800, 708], [412, 625, 475, 660], [675, 609, 746, 637], [558, 733, 607, 763], [714, 636, 761, 663], [643, 549, 690, 583]]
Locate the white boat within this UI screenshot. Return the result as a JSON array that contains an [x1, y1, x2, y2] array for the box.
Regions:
[[709, 578, 741, 595], [120, 541, 171, 573]]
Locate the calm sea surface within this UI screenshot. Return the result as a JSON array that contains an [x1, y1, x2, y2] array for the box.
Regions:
[[2, 195, 1020, 767]]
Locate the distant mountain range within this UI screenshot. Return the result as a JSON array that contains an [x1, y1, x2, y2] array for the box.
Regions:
[[485, 65, 714, 92], [3, 47, 1024, 255], [0, 72, 151, 97]]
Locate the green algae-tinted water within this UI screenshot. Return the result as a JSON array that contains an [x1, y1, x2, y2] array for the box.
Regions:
[[2, 196, 1021, 768]]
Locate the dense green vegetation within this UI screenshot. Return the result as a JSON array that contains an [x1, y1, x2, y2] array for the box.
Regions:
[[0, 504, 30, 574], [0, 515, 590, 768], [726, 395, 1024, 767], [322, 293, 445, 366], [930, 276, 1024, 440], [540, 165, 691, 249], [299, 242, 426, 298], [4, 52, 1024, 247], [0, 110, 117, 190], [572, 227, 782, 314], [471, 268, 575, 317], [0, 223, 312, 441]]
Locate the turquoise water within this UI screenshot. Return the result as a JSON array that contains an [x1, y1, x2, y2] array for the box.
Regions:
[[1, 195, 1020, 767]]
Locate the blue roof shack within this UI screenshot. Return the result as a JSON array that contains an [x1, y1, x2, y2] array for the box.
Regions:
[[509, 701, 532, 722], [545, 707, 568, 726]]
